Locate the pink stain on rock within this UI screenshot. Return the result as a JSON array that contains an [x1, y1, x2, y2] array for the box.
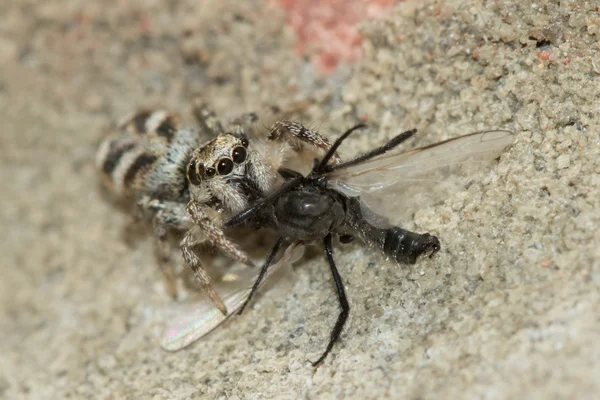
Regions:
[[272, 0, 397, 74]]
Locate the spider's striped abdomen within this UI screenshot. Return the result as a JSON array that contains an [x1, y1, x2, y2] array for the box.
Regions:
[[96, 110, 198, 202]]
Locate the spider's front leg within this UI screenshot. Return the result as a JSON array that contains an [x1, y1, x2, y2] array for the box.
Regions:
[[245, 150, 277, 195], [244, 120, 343, 193], [180, 227, 228, 314], [268, 120, 342, 164], [184, 201, 255, 315]]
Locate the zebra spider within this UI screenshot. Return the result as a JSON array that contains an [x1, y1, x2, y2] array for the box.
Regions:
[[96, 100, 338, 314]]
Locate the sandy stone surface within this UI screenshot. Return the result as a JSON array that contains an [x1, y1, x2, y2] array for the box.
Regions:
[[1, 0, 598, 399]]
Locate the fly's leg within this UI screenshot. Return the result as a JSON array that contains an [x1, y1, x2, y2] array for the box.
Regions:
[[324, 128, 417, 172], [192, 98, 224, 135], [237, 237, 284, 315], [311, 233, 350, 367]]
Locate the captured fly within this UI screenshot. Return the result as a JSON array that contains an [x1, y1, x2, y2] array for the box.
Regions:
[[161, 124, 514, 365], [224, 125, 514, 365]]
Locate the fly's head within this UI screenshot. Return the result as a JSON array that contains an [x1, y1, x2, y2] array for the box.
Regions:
[[186, 133, 249, 192]]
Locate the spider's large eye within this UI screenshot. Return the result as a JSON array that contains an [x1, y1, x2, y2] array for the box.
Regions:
[[187, 160, 201, 185], [232, 146, 246, 164], [205, 166, 216, 178], [217, 158, 234, 175]]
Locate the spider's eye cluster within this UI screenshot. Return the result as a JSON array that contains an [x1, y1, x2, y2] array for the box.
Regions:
[[187, 138, 250, 184]]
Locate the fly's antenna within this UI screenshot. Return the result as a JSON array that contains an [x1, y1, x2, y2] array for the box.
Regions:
[[313, 124, 367, 174], [324, 128, 417, 173]]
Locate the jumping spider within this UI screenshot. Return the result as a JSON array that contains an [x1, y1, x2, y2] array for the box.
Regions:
[[96, 100, 339, 314]]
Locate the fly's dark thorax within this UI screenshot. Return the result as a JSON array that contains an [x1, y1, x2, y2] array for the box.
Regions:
[[273, 185, 346, 242]]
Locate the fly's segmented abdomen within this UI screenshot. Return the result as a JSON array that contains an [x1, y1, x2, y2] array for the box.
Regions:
[[352, 222, 440, 265], [382, 227, 440, 264], [96, 110, 181, 197], [344, 198, 440, 264]]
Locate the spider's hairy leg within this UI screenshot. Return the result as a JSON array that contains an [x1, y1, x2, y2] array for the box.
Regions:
[[269, 120, 342, 164], [246, 149, 276, 194], [154, 223, 178, 299], [207, 178, 251, 215], [186, 201, 254, 267], [192, 98, 224, 135], [141, 197, 193, 226], [139, 197, 193, 299], [181, 227, 228, 315]]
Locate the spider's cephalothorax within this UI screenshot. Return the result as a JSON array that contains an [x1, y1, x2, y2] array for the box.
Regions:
[[96, 101, 338, 313], [186, 133, 267, 212]]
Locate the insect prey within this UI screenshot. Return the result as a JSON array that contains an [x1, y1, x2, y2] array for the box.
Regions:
[[223, 125, 515, 366]]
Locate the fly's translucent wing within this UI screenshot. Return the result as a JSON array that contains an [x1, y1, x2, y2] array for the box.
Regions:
[[161, 243, 305, 351], [327, 130, 514, 227]]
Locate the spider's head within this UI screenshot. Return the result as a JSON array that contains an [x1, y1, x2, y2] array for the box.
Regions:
[[186, 133, 249, 186]]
